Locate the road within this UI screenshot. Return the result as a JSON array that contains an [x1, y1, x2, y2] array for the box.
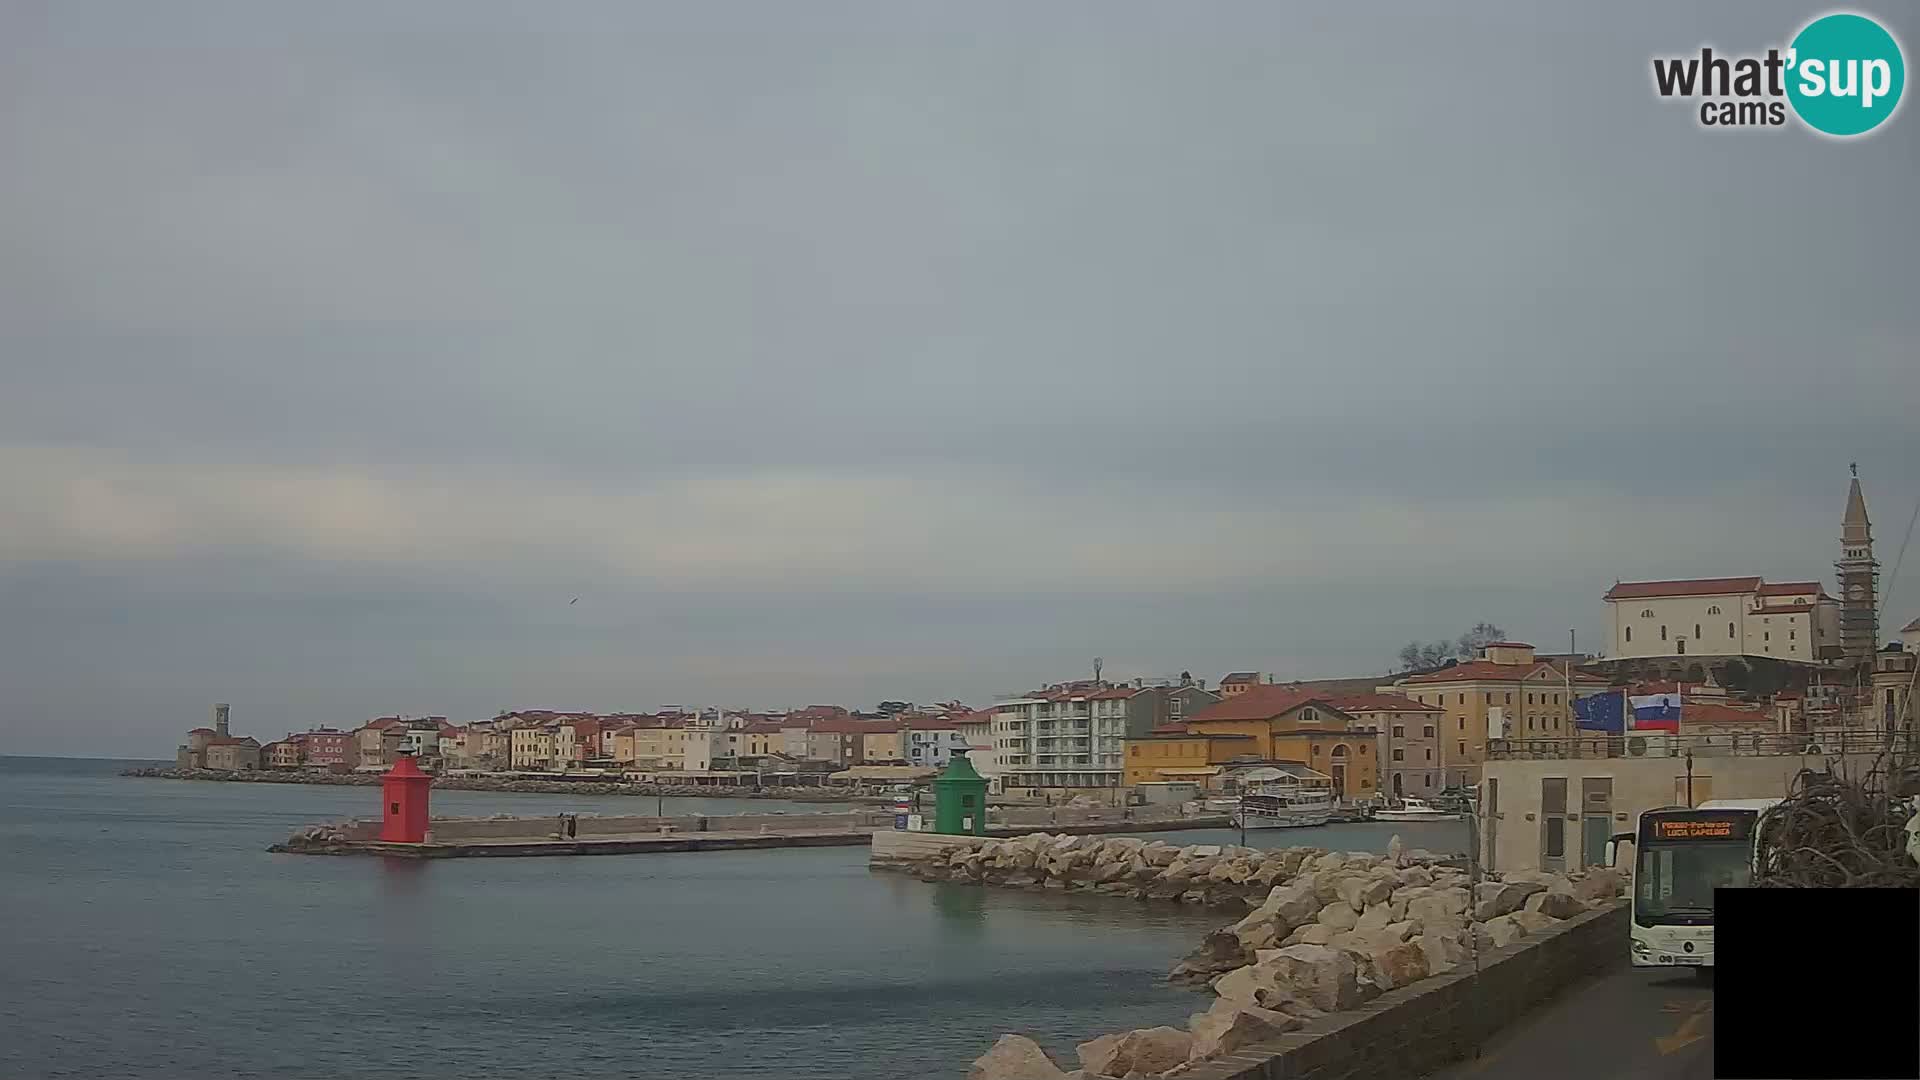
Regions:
[[1425, 963, 1715, 1080]]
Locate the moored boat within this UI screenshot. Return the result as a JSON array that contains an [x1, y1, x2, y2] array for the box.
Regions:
[[1371, 796, 1461, 822]]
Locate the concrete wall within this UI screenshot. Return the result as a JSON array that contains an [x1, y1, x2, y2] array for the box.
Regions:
[[1183, 902, 1629, 1080], [1480, 751, 1876, 874]]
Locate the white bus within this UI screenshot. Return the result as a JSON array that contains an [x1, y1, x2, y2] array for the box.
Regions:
[[1605, 798, 1780, 972]]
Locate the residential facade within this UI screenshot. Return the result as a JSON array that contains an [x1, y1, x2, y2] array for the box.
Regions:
[[902, 715, 971, 768], [1176, 686, 1378, 799], [1383, 642, 1606, 786], [992, 683, 1134, 793], [1326, 693, 1444, 798]]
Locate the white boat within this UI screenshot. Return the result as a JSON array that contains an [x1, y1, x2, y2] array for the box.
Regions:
[[1371, 796, 1461, 823], [1229, 778, 1335, 829]]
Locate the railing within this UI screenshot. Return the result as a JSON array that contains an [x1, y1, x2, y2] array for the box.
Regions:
[[1486, 728, 1915, 761]]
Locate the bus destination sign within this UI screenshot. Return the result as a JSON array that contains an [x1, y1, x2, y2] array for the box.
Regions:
[[1651, 816, 1749, 841]]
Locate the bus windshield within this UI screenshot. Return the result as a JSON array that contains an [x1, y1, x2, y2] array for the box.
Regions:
[[1635, 841, 1753, 924]]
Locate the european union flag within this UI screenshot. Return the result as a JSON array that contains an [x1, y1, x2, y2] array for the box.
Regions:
[[1574, 691, 1625, 734]]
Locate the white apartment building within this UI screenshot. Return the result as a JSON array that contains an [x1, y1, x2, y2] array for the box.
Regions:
[[1604, 576, 1841, 664], [991, 685, 1132, 792]]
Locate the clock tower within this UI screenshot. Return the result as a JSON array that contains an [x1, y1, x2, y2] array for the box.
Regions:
[[1836, 464, 1879, 664]]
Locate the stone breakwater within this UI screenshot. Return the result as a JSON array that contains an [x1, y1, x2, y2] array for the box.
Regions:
[[120, 767, 877, 801], [887, 833, 1624, 1080]]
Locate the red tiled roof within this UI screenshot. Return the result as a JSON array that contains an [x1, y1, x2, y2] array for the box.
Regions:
[[1682, 703, 1772, 725], [1754, 603, 1814, 615], [901, 715, 962, 730], [1326, 693, 1442, 714], [1756, 581, 1821, 595], [187, 727, 216, 735], [741, 721, 785, 734], [1605, 576, 1762, 600], [1187, 686, 1336, 723], [1221, 672, 1261, 683], [1086, 688, 1138, 700]]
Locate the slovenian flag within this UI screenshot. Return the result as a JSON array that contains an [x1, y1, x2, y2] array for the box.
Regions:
[[1574, 691, 1626, 734], [1629, 693, 1681, 732]]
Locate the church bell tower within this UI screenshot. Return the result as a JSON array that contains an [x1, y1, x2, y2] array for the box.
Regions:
[[1836, 464, 1879, 664]]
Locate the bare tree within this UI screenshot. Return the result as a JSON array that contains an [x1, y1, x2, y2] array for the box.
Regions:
[[1395, 622, 1509, 672]]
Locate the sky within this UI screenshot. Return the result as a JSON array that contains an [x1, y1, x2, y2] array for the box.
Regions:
[[2, 2, 1916, 756]]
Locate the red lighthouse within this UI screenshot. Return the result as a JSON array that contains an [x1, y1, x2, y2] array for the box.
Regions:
[[379, 754, 432, 843]]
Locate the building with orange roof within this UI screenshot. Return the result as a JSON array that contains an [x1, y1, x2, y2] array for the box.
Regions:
[[1380, 642, 1609, 786], [1168, 686, 1379, 799], [1325, 692, 1444, 798]]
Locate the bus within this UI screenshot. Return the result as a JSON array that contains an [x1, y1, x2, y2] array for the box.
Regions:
[[1605, 798, 1780, 971]]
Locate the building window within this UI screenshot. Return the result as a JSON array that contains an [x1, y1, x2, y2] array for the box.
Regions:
[[1423, 725, 1436, 738], [1458, 694, 1466, 705], [1660, 625, 1668, 640], [1789, 630, 1796, 640], [1694, 624, 1701, 638], [1392, 725, 1406, 738], [1457, 740, 1466, 757], [1729, 622, 1736, 638], [1764, 632, 1770, 642], [1505, 692, 1513, 704], [1641, 608, 1654, 618], [1425, 748, 1433, 760], [1626, 627, 1632, 643], [1393, 749, 1405, 761], [1458, 718, 1465, 731], [1708, 605, 1721, 615]]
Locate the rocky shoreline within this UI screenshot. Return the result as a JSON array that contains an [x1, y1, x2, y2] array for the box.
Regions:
[[119, 767, 883, 802], [889, 833, 1624, 1080]]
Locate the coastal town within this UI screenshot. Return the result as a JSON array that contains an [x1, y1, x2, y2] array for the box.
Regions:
[[160, 473, 1918, 859]]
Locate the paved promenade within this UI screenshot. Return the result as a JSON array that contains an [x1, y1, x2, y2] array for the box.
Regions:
[[1425, 964, 1713, 1080]]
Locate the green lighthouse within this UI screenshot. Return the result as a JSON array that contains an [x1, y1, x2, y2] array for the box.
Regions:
[[931, 752, 989, 835]]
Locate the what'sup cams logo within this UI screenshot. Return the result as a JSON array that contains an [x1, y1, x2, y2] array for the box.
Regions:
[[1652, 11, 1905, 136]]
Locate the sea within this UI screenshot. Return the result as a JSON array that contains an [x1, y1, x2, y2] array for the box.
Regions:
[[0, 756, 1471, 1080]]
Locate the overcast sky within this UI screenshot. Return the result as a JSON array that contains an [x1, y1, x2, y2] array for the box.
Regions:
[[3, 2, 1916, 756]]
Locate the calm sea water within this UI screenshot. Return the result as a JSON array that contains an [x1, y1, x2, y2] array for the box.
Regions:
[[0, 757, 1468, 1080]]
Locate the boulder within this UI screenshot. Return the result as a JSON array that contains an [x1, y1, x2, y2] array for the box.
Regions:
[[1482, 914, 1527, 949], [1337, 875, 1394, 912], [1293, 923, 1338, 945], [1189, 1002, 1297, 1060], [971, 1035, 1071, 1080], [1572, 868, 1625, 904], [1353, 903, 1394, 935], [1511, 909, 1562, 936], [1312, 851, 1349, 872], [1361, 940, 1431, 991], [1416, 930, 1472, 975], [1317, 902, 1359, 932], [1523, 889, 1588, 920], [1394, 866, 1434, 890], [1143, 844, 1180, 867], [1405, 888, 1470, 927], [1169, 930, 1250, 985], [1471, 881, 1545, 921], [1080, 1026, 1192, 1078], [1264, 943, 1367, 1012], [1259, 883, 1321, 928]]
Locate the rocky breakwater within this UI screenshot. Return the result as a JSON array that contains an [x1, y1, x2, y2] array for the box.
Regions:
[[960, 837, 1625, 1080], [270, 823, 353, 854]]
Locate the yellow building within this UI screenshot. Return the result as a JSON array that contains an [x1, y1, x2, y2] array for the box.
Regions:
[[1140, 686, 1380, 799], [629, 723, 688, 767], [1123, 732, 1258, 788], [1384, 642, 1608, 786], [859, 725, 904, 763], [510, 726, 556, 770]]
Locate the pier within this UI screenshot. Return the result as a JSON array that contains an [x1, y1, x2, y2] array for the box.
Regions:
[[271, 804, 1236, 858]]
